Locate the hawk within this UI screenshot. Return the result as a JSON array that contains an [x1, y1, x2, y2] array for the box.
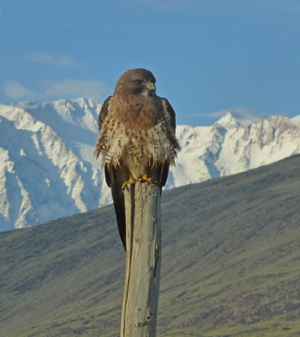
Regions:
[[94, 68, 180, 250]]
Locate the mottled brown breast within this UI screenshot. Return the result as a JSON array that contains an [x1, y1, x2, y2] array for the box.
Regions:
[[109, 95, 164, 131]]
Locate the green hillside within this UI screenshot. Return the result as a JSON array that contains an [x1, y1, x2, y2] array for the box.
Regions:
[[1, 155, 300, 337]]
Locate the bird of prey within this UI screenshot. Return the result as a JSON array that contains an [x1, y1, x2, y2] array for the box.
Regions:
[[94, 68, 180, 250]]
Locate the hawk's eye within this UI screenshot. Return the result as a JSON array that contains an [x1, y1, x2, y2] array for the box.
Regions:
[[136, 79, 143, 85]]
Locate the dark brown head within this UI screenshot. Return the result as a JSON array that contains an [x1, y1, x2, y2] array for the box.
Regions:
[[114, 68, 156, 97]]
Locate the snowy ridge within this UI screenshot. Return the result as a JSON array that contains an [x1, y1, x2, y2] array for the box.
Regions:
[[216, 110, 259, 127], [0, 98, 300, 231], [0, 99, 110, 231], [169, 114, 300, 188]]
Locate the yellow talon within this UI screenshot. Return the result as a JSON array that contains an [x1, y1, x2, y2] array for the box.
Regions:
[[138, 173, 161, 187], [121, 173, 161, 189], [121, 174, 136, 189], [138, 173, 152, 183]]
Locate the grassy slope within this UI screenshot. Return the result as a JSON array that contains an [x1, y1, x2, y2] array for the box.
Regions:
[[1, 155, 300, 336]]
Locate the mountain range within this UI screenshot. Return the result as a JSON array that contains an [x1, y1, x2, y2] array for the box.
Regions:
[[1, 154, 300, 336], [0, 98, 300, 231]]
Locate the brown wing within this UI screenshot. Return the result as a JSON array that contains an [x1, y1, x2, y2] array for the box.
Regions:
[[95, 96, 113, 185], [160, 98, 180, 187], [160, 163, 170, 189], [105, 165, 128, 250], [162, 98, 177, 130], [98, 95, 113, 131], [95, 95, 127, 250]]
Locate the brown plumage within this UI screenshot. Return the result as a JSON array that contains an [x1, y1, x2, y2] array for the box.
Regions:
[[94, 68, 180, 250]]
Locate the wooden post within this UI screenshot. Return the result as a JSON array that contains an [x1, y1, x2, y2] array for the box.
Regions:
[[120, 181, 161, 337]]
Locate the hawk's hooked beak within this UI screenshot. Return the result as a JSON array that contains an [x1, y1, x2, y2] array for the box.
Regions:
[[147, 82, 156, 92]]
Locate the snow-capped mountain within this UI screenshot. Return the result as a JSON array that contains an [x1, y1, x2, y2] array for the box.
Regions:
[[0, 98, 300, 231]]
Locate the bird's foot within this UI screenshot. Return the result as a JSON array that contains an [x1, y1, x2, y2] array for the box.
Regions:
[[121, 175, 136, 189], [139, 173, 161, 187]]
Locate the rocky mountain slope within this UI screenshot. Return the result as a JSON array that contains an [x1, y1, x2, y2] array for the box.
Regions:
[[0, 98, 299, 230]]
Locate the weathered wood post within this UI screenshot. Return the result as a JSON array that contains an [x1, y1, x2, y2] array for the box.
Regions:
[[120, 181, 162, 337]]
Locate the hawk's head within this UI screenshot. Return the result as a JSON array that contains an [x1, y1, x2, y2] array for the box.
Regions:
[[115, 68, 156, 97]]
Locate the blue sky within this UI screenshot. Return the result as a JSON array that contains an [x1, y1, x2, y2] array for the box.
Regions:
[[1, 0, 300, 126]]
